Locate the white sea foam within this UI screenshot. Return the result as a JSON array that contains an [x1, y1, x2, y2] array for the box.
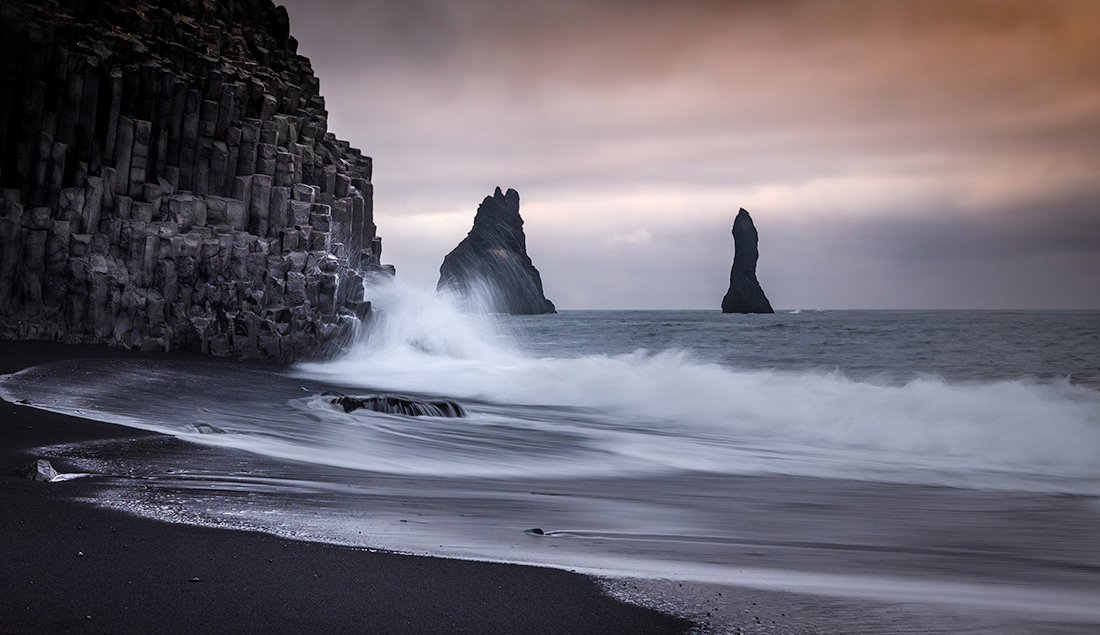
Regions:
[[2, 278, 1098, 490], [296, 278, 1100, 488]]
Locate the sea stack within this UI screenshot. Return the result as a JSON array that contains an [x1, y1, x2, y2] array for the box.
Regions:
[[721, 208, 774, 314], [437, 187, 555, 314], [0, 0, 388, 361]]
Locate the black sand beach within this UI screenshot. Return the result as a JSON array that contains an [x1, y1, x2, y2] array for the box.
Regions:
[[0, 340, 690, 634]]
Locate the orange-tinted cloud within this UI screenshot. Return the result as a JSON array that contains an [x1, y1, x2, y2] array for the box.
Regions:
[[282, 0, 1100, 308]]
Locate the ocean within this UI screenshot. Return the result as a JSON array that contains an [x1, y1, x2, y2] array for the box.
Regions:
[[3, 280, 1099, 633]]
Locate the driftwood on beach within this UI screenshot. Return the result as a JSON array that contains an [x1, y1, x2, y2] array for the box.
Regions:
[[0, 0, 390, 361]]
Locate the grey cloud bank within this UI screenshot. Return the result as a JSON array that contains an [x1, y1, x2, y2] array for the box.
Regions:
[[283, 0, 1100, 308]]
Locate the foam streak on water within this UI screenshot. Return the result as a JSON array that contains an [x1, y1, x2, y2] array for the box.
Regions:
[[3, 278, 1099, 631], [292, 280, 1100, 491]]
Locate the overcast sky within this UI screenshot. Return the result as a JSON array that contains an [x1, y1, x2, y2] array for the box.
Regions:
[[281, 0, 1100, 309]]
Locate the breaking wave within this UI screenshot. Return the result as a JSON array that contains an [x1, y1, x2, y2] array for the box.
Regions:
[[2, 278, 1098, 490], [294, 279, 1100, 489]]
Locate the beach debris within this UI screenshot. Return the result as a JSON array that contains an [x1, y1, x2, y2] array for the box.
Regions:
[[0, 0, 389, 364], [20, 459, 91, 482], [322, 391, 466, 418], [21, 459, 59, 481]]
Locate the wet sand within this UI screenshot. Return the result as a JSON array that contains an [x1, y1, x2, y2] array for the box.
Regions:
[[0, 340, 690, 635]]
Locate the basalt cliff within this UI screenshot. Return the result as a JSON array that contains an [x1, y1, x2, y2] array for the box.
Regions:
[[0, 0, 390, 361], [437, 187, 554, 315], [721, 208, 773, 314]]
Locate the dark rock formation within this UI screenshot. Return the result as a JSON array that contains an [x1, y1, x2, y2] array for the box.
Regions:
[[191, 422, 226, 434], [721, 208, 773, 314], [437, 187, 554, 315], [323, 391, 466, 418], [0, 0, 391, 361]]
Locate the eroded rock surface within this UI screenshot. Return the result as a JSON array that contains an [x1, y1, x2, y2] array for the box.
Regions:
[[437, 187, 554, 315], [0, 0, 390, 360]]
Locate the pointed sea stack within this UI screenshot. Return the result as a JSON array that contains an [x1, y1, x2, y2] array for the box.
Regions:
[[721, 208, 774, 314], [437, 187, 555, 314]]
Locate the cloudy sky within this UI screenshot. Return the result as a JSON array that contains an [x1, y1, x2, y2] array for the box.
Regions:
[[281, 0, 1100, 309]]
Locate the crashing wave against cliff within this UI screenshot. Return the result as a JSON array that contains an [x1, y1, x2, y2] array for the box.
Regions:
[[437, 187, 554, 315]]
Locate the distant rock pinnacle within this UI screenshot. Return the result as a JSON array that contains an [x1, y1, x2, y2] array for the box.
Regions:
[[437, 187, 555, 314], [721, 208, 774, 314]]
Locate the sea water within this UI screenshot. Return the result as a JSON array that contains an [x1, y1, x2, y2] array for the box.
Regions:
[[3, 279, 1100, 632]]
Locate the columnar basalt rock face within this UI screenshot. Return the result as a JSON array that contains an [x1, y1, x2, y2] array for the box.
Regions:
[[0, 0, 389, 361], [721, 208, 774, 314], [437, 187, 555, 315]]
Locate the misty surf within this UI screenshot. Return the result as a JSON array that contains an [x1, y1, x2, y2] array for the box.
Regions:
[[3, 278, 1099, 629]]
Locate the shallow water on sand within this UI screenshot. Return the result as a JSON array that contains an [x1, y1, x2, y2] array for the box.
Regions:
[[4, 282, 1099, 632]]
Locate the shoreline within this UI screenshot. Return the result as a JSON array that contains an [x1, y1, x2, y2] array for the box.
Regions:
[[5, 336, 1098, 635], [0, 340, 691, 634]]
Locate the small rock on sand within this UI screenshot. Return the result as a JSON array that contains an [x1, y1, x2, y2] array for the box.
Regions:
[[22, 459, 58, 482]]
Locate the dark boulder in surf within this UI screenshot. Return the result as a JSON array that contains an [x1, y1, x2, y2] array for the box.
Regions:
[[437, 188, 556, 315], [191, 423, 227, 434], [322, 391, 466, 418], [721, 209, 774, 314], [0, 0, 381, 362]]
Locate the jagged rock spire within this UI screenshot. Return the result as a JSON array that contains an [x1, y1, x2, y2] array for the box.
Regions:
[[437, 187, 555, 315], [721, 208, 773, 314]]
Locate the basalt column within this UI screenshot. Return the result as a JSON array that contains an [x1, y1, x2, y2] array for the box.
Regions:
[[0, 0, 390, 360]]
